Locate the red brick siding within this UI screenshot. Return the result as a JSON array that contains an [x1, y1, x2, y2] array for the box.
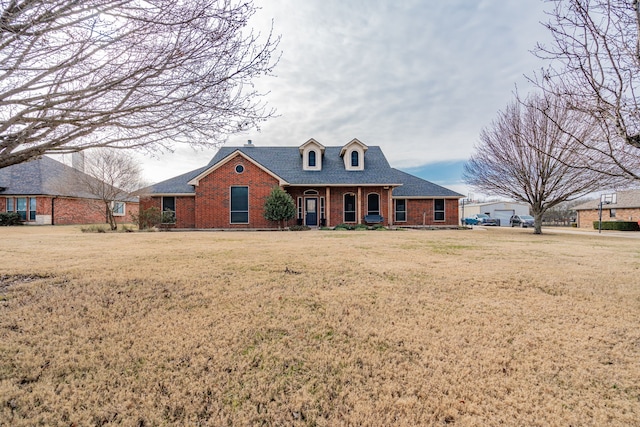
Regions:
[[577, 208, 640, 229], [399, 198, 459, 226], [4, 196, 137, 225], [139, 196, 195, 228], [195, 155, 280, 228]]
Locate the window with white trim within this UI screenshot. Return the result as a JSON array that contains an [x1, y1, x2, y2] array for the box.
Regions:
[[395, 199, 407, 222], [344, 193, 356, 222], [367, 193, 380, 216], [434, 199, 445, 221], [112, 201, 125, 216], [162, 196, 176, 224], [230, 186, 249, 224]]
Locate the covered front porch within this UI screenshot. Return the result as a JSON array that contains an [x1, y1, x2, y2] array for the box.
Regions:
[[285, 185, 395, 228]]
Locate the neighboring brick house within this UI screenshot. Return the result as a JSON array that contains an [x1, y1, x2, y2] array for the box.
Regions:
[[138, 139, 463, 229], [573, 189, 640, 229], [0, 156, 138, 225]]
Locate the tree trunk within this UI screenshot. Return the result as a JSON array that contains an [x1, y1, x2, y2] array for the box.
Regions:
[[532, 210, 544, 235]]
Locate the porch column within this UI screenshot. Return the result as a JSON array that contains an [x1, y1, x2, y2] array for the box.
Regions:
[[325, 187, 331, 227], [357, 187, 362, 224], [388, 189, 393, 226]]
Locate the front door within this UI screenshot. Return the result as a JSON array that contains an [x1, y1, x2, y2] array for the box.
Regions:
[[305, 198, 318, 226]]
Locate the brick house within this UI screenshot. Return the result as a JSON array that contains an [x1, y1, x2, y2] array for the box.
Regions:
[[139, 139, 463, 229], [0, 156, 139, 225], [574, 189, 640, 229]]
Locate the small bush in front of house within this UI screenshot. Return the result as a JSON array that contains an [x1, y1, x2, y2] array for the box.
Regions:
[[131, 207, 162, 230], [81, 224, 109, 233], [354, 224, 369, 231], [372, 224, 387, 230], [289, 225, 311, 231], [334, 223, 355, 230], [592, 221, 640, 231], [0, 212, 22, 226]]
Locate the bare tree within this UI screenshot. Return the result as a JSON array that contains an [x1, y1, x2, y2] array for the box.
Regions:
[[81, 148, 141, 230], [0, 0, 279, 169], [464, 93, 612, 234], [532, 0, 640, 181]]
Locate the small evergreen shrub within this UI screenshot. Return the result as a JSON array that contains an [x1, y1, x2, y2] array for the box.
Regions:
[[354, 224, 369, 231], [592, 221, 640, 231], [0, 212, 22, 226]]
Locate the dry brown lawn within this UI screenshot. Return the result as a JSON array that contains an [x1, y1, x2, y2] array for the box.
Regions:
[[0, 226, 639, 426]]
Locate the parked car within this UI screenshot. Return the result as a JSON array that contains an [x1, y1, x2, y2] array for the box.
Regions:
[[510, 214, 535, 228], [464, 213, 499, 226]]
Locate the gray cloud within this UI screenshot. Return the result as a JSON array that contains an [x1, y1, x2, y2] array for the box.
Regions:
[[140, 0, 550, 185]]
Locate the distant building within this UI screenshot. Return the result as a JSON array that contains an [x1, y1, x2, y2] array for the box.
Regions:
[[459, 201, 530, 227], [573, 189, 640, 229], [0, 156, 138, 225]]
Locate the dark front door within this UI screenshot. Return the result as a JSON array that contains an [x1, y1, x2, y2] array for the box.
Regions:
[[305, 198, 318, 226]]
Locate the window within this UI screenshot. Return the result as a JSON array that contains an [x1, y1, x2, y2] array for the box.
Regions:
[[308, 151, 316, 167], [235, 164, 244, 174], [609, 209, 616, 218], [395, 199, 407, 222], [351, 151, 359, 167], [6, 197, 14, 212], [16, 197, 27, 221], [320, 197, 325, 222], [112, 201, 125, 216], [297, 197, 303, 221], [162, 196, 176, 223], [434, 199, 445, 221], [344, 193, 356, 222], [230, 186, 249, 223], [29, 197, 36, 221], [367, 193, 380, 216]]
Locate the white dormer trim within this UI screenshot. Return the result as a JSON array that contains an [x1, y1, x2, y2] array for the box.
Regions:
[[340, 138, 368, 171], [299, 138, 325, 171]]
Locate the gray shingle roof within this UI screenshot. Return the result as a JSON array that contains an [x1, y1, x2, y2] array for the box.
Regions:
[[390, 169, 464, 198], [573, 189, 640, 210], [143, 145, 463, 198], [0, 156, 137, 201]]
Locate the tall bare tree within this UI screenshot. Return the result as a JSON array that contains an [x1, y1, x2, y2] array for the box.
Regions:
[[532, 0, 640, 181], [80, 149, 141, 230], [464, 93, 612, 234], [0, 0, 279, 169]]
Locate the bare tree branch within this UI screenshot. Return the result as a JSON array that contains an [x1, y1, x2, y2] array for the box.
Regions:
[[464, 92, 617, 234], [531, 0, 640, 181], [0, 0, 280, 169]]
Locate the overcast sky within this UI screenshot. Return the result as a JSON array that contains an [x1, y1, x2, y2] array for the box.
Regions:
[[134, 0, 551, 197]]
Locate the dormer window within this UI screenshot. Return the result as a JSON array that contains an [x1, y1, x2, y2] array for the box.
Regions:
[[299, 138, 325, 171], [351, 151, 359, 167], [340, 138, 368, 171]]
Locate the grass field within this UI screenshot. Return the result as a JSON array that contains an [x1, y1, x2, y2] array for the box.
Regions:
[[1, 226, 639, 426]]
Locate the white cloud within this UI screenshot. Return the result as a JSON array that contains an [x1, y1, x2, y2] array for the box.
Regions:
[[139, 0, 550, 185]]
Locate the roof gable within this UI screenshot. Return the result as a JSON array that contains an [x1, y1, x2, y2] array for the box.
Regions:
[[187, 150, 288, 186]]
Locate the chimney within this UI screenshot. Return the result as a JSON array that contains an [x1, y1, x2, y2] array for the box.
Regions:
[[72, 151, 85, 172], [244, 139, 254, 147]]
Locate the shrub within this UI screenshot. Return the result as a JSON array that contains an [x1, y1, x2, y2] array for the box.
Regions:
[[334, 223, 355, 230], [354, 224, 369, 231], [264, 187, 296, 228], [0, 212, 22, 226], [81, 224, 109, 233], [592, 221, 640, 231], [289, 225, 311, 231], [131, 207, 162, 230]]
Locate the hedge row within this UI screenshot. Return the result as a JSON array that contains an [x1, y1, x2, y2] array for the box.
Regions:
[[592, 221, 640, 231]]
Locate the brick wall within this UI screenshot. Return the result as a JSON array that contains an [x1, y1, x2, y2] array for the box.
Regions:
[[398, 198, 459, 226], [139, 196, 195, 228], [195, 155, 280, 228], [578, 208, 640, 229]]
